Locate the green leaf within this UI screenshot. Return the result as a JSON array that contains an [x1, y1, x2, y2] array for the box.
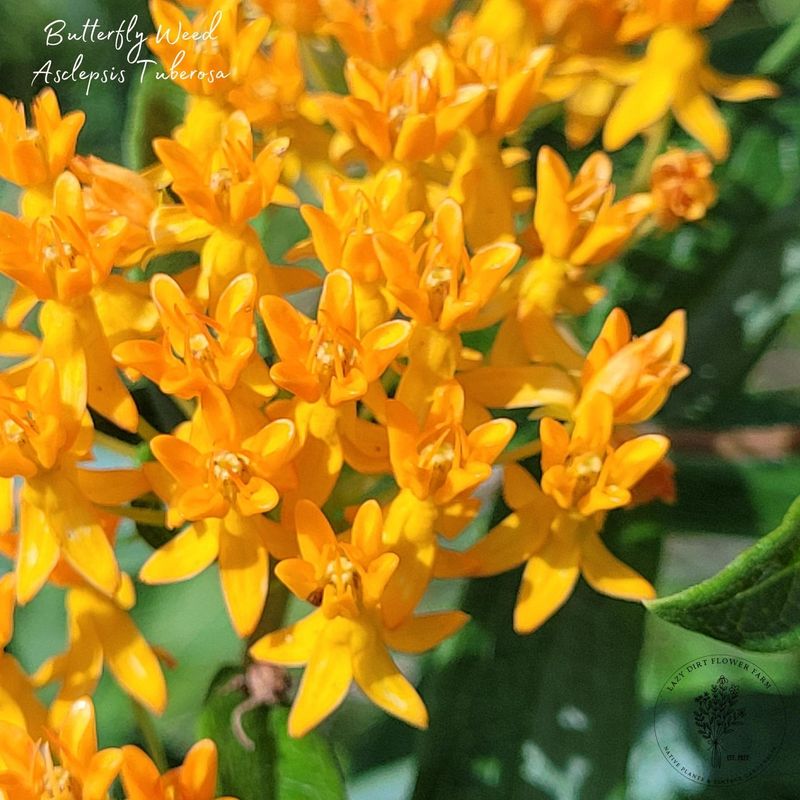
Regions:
[[198, 666, 347, 800], [647, 494, 800, 651], [123, 67, 186, 170], [412, 514, 660, 800]]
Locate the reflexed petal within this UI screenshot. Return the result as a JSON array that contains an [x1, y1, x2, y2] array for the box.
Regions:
[[275, 559, 317, 602], [139, 521, 220, 584], [79, 589, 167, 714], [352, 626, 427, 729], [250, 610, 326, 666], [603, 67, 676, 152], [383, 611, 469, 654], [218, 515, 269, 637], [513, 534, 581, 633], [673, 83, 729, 161], [467, 506, 551, 576], [460, 365, 577, 411], [288, 617, 354, 737], [16, 499, 59, 604], [581, 533, 656, 601]]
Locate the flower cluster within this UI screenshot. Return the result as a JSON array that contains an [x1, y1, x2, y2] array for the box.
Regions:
[[0, 0, 776, 794]]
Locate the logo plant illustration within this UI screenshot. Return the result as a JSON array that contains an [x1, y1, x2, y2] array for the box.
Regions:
[[693, 676, 746, 769], [0, 0, 795, 797]]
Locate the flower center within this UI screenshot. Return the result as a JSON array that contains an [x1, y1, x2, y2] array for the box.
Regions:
[[211, 450, 251, 498]]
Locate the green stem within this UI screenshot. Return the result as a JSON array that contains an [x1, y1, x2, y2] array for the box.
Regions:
[[101, 505, 167, 527], [628, 116, 670, 195], [132, 700, 168, 773], [137, 417, 161, 443]]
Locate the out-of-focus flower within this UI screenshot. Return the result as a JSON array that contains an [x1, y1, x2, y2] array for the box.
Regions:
[[121, 738, 235, 800], [0, 89, 84, 217], [321, 0, 450, 68], [0, 697, 121, 800], [649, 148, 717, 230], [321, 47, 488, 168], [33, 572, 167, 725], [250, 500, 467, 736], [0, 574, 46, 736], [603, 25, 778, 161]]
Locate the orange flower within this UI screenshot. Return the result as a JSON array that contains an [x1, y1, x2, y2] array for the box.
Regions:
[[142, 392, 297, 635], [122, 738, 235, 800], [320, 47, 488, 167], [0, 697, 121, 800], [321, 0, 450, 68], [0, 574, 46, 736], [0, 171, 156, 432], [149, 0, 270, 98], [377, 199, 521, 331], [151, 111, 312, 303], [539, 393, 669, 517], [250, 500, 467, 736], [649, 148, 717, 230], [260, 269, 410, 406], [512, 146, 651, 317], [387, 382, 515, 507], [382, 381, 514, 624], [0, 360, 147, 603], [604, 25, 778, 161], [114, 273, 275, 432], [578, 307, 689, 425], [33, 573, 167, 725], [0, 88, 84, 217], [287, 168, 425, 328]]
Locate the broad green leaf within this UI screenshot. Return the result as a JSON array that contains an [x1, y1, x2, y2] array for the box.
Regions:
[[123, 67, 186, 170], [199, 666, 346, 800], [647, 495, 800, 651], [412, 513, 660, 800]]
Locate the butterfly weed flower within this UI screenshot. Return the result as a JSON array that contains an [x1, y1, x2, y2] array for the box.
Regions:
[[249, 499, 467, 737]]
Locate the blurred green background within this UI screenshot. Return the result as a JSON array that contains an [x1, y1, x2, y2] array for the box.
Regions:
[[2, 1, 800, 798]]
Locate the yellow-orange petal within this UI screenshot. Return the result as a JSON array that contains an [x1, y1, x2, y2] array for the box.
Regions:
[[288, 617, 354, 737], [382, 611, 469, 654], [581, 532, 656, 601], [513, 533, 581, 634], [218, 514, 269, 637], [139, 521, 220, 584], [351, 626, 428, 729], [250, 610, 326, 667]]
